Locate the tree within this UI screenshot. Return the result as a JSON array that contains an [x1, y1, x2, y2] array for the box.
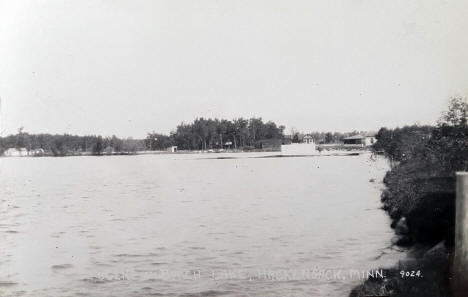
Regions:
[[92, 136, 103, 155], [145, 132, 172, 150], [292, 133, 300, 143], [438, 97, 467, 127]]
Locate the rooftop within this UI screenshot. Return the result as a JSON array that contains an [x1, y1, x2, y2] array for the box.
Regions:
[[343, 132, 376, 140], [344, 135, 365, 140]]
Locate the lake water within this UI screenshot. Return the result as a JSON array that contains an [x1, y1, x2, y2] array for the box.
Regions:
[[0, 153, 403, 297]]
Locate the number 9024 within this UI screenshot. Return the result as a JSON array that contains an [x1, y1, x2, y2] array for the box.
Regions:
[[399, 270, 422, 278]]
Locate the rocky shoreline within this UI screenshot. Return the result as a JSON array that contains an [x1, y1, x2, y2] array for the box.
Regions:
[[350, 241, 452, 297]]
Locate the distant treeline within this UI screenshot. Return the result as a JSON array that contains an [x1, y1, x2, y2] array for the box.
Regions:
[[146, 117, 285, 150], [0, 117, 286, 155], [146, 117, 367, 150], [0, 133, 145, 156], [0, 116, 373, 156]]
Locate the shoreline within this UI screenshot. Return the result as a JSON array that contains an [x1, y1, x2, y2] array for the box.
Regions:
[[0, 147, 372, 158], [350, 242, 452, 297]]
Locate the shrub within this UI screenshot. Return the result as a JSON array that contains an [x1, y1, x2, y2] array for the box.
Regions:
[[376, 97, 467, 246]]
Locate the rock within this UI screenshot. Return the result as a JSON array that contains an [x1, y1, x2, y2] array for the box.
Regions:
[[392, 235, 412, 247], [380, 191, 390, 202], [423, 241, 448, 263], [389, 207, 400, 219], [395, 217, 409, 235]]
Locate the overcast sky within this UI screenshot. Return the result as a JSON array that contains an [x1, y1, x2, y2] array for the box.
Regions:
[[0, 0, 467, 138]]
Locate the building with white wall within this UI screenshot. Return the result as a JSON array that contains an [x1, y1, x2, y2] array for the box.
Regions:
[[343, 133, 377, 147]]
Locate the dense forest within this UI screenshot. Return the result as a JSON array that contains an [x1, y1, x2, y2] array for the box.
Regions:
[[148, 125, 363, 150], [146, 117, 285, 151]]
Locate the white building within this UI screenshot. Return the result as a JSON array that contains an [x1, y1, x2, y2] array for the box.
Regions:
[[303, 135, 314, 144], [281, 135, 317, 155], [343, 133, 377, 147], [3, 148, 29, 157], [167, 146, 178, 153], [3, 148, 45, 157], [31, 148, 45, 156]]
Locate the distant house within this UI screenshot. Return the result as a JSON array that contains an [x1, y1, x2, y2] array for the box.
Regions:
[[167, 146, 178, 153], [281, 134, 317, 155], [343, 133, 377, 147], [31, 148, 45, 156], [2, 148, 45, 157], [3, 148, 29, 157], [303, 135, 314, 144]]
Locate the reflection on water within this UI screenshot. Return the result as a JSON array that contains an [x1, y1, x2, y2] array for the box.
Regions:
[[0, 153, 403, 296]]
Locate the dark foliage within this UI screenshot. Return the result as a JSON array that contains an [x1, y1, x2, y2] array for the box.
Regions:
[[149, 117, 286, 150], [0, 117, 287, 155], [374, 97, 468, 246], [0, 133, 144, 156], [372, 125, 433, 162]]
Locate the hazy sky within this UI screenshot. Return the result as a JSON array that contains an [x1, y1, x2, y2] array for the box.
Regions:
[[1, 0, 467, 138]]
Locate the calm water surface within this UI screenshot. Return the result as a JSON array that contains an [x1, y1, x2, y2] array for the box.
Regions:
[[0, 153, 403, 297]]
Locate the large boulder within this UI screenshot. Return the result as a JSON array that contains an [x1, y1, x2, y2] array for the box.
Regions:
[[423, 241, 449, 264], [395, 217, 409, 235]]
